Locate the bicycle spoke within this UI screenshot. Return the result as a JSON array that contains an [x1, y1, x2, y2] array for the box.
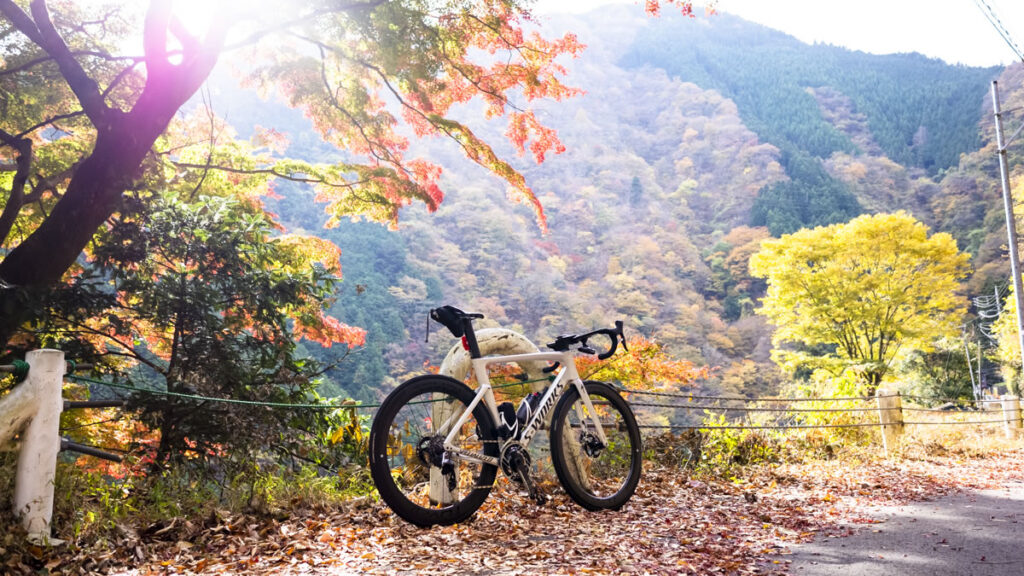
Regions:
[[551, 381, 641, 510], [370, 376, 499, 525]]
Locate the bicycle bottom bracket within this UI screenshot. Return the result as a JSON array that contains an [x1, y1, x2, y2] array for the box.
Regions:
[[416, 435, 446, 468], [500, 442, 531, 480]]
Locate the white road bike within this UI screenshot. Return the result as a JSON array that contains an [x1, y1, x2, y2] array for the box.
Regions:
[[368, 305, 642, 526]]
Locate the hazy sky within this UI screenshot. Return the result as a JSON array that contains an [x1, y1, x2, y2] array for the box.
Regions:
[[534, 0, 1024, 68]]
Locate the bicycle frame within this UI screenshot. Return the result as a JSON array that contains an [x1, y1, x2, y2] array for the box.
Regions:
[[439, 350, 609, 467]]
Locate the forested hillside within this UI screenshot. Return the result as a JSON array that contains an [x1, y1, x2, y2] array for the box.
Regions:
[[260, 6, 1021, 401], [13, 4, 1024, 569]]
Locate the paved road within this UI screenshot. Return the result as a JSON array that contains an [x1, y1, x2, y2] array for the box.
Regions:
[[786, 480, 1024, 576]]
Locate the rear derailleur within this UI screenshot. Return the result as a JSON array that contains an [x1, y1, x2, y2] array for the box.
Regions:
[[417, 435, 457, 491]]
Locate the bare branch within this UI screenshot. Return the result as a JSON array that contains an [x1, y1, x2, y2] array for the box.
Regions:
[[168, 15, 200, 57], [51, 316, 166, 373], [218, 1, 385, 56], [348, 53, 480, 159], [417, 25, 524, 113], [463, 13, 548, 58], [100, 59, 145, 102], [0, 0, 45, 46], [15, 110, 86, 139], [170, 160, 362, 190], [27, 0, 111, 126], [22, 186, 46, 205], [185, 94, 222, 201], [316, 46, 396, 168], [0, 50, 139, 79], [133, 2, 228, 121], [0, 128, 33, 246], [298, 34, 522, 162], [29, 163, 77, 202], [142, 0, 172, 74]]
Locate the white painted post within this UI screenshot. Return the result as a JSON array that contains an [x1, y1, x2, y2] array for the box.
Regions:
[[1001, 394, 1021, 438], [876, 389, 903, 457], [0, 374, 38, 447], [11, 349, 65, 543]]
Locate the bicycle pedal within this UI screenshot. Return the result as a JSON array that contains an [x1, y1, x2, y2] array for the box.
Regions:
[[531, 484, 548, 506]]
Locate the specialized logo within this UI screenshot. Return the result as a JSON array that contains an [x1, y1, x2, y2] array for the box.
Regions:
[[519, 378, 572, 445]]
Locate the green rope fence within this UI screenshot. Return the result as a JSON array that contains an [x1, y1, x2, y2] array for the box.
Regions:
[[64, 373, 552, 410], [63, 372, 1018, 432]]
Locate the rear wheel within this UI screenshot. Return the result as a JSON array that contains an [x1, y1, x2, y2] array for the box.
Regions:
[[549, 380, 642, 510], [368, 375, 499, 526]]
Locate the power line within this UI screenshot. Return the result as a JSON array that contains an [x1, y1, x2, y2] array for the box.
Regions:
[[974, 0, 1024, 62]]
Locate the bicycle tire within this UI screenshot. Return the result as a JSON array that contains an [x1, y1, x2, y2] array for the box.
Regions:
[[368, 374, 499, 526], [549, 380, 642, 510]]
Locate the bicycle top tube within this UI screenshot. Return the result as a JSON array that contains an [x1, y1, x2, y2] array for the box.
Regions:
[[429, 305, 626, 361], [475, 350, 568, 367]]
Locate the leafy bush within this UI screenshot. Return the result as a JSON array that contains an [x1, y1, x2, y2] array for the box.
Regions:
[[694, 413, 780, 471]]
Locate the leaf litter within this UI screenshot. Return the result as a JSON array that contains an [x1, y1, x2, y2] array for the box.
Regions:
[[6, 449, 1024, 575]]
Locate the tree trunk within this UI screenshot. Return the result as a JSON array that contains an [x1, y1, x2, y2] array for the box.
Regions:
[[0, 75, 218, 351], [0, 0, 226, 352], [0, 123, 157, 349]]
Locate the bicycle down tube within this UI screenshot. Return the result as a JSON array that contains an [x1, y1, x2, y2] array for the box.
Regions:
[[441, 350, 609, 456]]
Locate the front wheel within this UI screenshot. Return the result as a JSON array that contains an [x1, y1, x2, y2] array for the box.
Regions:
[[549, 380, 642, 511], [368, 375, 499, 526]]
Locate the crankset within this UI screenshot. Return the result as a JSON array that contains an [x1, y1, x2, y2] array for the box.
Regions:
[[500, 442, 546, 505]]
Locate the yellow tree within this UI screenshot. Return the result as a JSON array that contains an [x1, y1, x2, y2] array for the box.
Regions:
[[991, 173, 1024, 393], [750, 211, 970, 391]]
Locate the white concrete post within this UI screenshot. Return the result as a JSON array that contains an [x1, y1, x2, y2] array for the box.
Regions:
[[876, 389, 903, 457], [11, 349, 65, 542], [1001, 394, 1021, 438]]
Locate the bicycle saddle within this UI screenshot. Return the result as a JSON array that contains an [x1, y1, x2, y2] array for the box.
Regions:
[[430, 305, 483, 338]]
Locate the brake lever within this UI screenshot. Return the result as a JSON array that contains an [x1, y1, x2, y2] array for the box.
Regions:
[[596, 321, 627, 360]]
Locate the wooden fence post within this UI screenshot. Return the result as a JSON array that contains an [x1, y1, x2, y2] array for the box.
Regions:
[[876, 389, 903, 457], [10, 349, 65, 543], [1002, 394, 1021, 438]]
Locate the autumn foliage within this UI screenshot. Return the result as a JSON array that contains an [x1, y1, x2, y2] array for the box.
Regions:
[[750, 212, 970, 389], [0, 0, 583, 351], [0, 0, 589, 465], [576, 335, 708, 390]]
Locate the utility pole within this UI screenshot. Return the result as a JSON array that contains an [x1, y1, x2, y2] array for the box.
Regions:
[[992, 80, 1024, 391], [979, 331, 984, 394], [964, 325, 980, 403]]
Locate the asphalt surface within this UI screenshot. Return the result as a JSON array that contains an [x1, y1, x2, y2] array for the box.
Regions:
[[786, 480, 1024, 576]]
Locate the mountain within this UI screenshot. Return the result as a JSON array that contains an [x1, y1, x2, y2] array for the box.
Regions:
[[261, 7, 1023, 399]]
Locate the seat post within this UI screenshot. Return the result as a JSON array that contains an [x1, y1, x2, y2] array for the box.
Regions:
[[461, 317, 482, 359]]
